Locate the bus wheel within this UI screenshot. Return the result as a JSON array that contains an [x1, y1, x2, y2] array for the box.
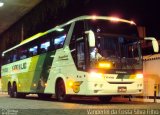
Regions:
[[98, 96, 112, 103], [12, 83, 26, 98], [8, 84, 13, 98], [12, 83, 18, 98], [56, 80, 68, 101]]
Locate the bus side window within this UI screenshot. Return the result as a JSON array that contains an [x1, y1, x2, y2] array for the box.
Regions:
[[77, 41, 85, 70], [6, 53, 12, 64], [46, 33, 55, 51], [12, 50, 18, 62], [7, 58, 11, 64], [69, 36, 76, 64], [20, 49, 28, 59], [40, 41, 50, 54], [54, 34, 66, 49], [4, 52, 11, 64], [29, 46, 38, 56], [12, 54, 17, 62], [69, 21, 85, 70]]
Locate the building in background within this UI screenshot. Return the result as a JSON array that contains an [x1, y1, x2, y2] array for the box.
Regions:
[[143, 53, 160, 97]]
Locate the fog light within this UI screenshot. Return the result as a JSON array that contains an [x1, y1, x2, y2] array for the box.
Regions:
[[68, 81, 74, 87]]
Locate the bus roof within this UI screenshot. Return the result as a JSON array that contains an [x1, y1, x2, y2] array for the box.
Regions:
[[2, 15, 136, 56]]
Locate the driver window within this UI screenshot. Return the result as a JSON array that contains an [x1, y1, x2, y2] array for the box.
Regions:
[[77, 40, 85, 70], [69, 21, 86, 70]]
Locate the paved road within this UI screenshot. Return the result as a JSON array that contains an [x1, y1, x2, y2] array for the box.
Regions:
[[0, 94, 160, 115]]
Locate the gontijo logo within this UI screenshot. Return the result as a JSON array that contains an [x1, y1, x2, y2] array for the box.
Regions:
[[12, 62, 27, 71], [1, 58, 31, 76]]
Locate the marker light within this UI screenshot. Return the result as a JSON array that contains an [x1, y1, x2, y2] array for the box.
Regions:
[[90, 72, 103, 78], [56, 28, 64, 32], [110, 17, 120, 22], [98, 62, 111, 69], [136, 74, 143, 79], [92, 15, 97, 20], [109, 17, 136, 25], [33, 83, 36, 87], [130, 20, 136, 25]]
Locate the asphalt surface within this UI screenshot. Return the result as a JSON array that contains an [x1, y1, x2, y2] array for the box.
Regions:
[[0, 94, 160, 115]]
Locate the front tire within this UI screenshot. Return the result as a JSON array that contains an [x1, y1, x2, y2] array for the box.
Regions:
[[55, 79, 68, 101], [98, 96, 112, 103], [12, 83, 18, 98]]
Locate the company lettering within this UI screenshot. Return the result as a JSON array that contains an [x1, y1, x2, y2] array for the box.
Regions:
[[12, 62, 27, 71]]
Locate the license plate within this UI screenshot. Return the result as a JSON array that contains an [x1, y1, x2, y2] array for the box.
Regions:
[[118, 86, 127, 92]]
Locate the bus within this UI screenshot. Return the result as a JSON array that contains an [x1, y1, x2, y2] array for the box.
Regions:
[[1, 15, 159, 102]]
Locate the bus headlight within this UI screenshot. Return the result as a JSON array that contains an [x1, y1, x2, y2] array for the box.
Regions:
[[136, 74, 143, 79], [90, 72, 103, 78]]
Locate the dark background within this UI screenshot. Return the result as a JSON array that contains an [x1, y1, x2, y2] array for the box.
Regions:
[[65, 0, 160, 39], [0, 0, 159, 51], [0, 0, 159, 76]]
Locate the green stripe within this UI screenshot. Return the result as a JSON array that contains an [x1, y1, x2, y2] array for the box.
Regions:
[[30, 51, 55, 93], [30, 54, 46, 92], [37, 51, 55, 93]]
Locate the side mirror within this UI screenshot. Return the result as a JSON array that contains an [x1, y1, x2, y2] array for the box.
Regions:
[[137, 26, 146, 39], [144, 37, 159, 52], [85, 30, 95, 47]]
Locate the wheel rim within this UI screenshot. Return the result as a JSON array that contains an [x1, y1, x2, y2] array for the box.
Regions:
[[13, 91, 17, 97]]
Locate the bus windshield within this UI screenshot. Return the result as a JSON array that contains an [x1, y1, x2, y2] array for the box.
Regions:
[[88, 20, 142, 70]]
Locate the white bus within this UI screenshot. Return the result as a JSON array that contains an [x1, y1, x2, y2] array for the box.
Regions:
[[1, 15, 158, 102]]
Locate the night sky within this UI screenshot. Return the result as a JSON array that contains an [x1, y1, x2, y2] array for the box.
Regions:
[[65, 0, 160, 39]]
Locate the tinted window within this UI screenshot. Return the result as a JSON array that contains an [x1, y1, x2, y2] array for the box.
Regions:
[[29, 46, 38, 56]]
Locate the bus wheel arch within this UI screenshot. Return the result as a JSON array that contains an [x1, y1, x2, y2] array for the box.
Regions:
[[55, 77, 68, 101]]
